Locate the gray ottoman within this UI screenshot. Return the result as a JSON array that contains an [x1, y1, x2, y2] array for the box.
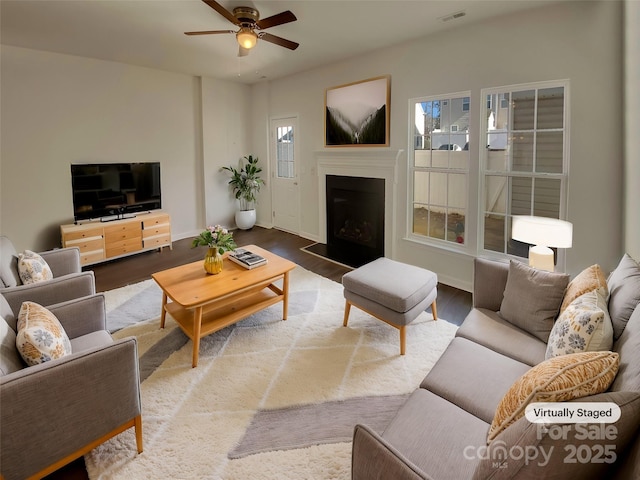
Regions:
[[342, 257, 438, 355]]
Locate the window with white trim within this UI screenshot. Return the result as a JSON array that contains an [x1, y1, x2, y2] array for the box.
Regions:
[[480, 81, 569, 259], [410, 93, 470, 246]]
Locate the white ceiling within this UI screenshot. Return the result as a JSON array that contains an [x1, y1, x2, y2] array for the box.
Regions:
[[1, 0, 558, 84]]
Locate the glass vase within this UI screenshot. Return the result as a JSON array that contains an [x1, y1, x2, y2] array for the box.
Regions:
[[203, 247, 224, 275]]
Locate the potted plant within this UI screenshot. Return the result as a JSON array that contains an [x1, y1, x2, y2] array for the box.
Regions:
[[192, 225, 236, 274], [221, 155, 265, 230]]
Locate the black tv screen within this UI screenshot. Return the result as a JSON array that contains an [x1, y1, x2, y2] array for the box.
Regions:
[[71, 162, 162, 221]]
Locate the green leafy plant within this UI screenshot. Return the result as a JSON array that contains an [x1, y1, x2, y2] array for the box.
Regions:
[[221, 155, 265, 211], [191, 225, 236, 254]]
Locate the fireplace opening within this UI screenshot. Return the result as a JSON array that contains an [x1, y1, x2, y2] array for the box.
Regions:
[[325, 175, 384, 267]]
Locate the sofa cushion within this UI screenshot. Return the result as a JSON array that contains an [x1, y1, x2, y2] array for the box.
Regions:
[[611, 305, 640, 392], [17, 250, 53, 285], [487, 351, 620, 442], [499, 260, 569, 342], [382, 388, 489, 480], [0, 294, 16, 332], [16, 301, 72, 366], [546, 290, 613, 359], [560, 263, 608, 313], [69, 330, 113, 353], [0, 236, 20, 288], [420, 337, 531, 423], [474, 391, 640, 480], [456, 308, 547, 366], [607, 253, 640, 340], [0, 315, 23, 375]]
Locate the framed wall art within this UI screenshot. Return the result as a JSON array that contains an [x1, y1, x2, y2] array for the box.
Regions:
[[325, 75, 390, 147]]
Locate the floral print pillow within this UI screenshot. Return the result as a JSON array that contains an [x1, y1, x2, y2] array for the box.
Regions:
[[545, 290, 614, 359], [16, 301, 71, 366], [17, 250, 53, 285]]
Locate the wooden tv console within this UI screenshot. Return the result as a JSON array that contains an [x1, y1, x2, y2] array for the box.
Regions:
[[60, 211, 172, 266]]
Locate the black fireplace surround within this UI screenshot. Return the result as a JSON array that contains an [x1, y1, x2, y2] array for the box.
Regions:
[[325, 174, 385, 267]]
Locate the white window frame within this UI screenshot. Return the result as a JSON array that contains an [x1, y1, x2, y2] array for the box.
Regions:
[[478, 79, 570, 268], [407, 91, 471, 253]]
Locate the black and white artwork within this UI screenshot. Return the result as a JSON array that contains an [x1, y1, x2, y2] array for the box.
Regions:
[[325, 75, 390, 147]]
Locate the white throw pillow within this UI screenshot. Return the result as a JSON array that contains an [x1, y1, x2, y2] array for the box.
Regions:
[[16, 301, 71, 366], [546, 290, 613, 359], [17, 250, 53, 285]]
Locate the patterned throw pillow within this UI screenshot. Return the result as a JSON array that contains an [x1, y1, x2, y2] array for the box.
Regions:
[[546, 290, 614, 359], [487, 351, 619, 443], [17, 250, 53, 285], [16, 301, 71, 366], [560, 264, 608, 314]]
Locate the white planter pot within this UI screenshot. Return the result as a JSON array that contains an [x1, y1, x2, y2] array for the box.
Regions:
[[235, 209, 256, 230]]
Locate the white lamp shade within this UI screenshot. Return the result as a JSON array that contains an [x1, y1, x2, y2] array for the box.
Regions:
[[512, 216, 573, 248]]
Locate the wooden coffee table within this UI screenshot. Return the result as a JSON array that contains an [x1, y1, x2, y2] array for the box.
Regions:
[[152, 245, 296, 367]]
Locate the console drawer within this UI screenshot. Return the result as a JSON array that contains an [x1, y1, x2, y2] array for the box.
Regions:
[[143, 234, 171, 249], [143, 224, 170, 239], [106, 237, 142, 258], [80, 250, 105, 265], [143, 214, 170, 229], [64, 227, 103, 243]]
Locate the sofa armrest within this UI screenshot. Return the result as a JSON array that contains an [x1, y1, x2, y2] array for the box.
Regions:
[[39, 247, 81, 277], [1, 271, 95, 316], [473, 258, 509, 311], [47, 294, 107, 338], [352, 424, 431, 480], [0, 337, 141, 480]]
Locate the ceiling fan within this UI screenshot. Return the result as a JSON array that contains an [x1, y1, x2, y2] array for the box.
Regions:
[[185, 0, 299, 57]]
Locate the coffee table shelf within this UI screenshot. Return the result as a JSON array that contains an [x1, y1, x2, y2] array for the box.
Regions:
[[152, 245, 296, 367]]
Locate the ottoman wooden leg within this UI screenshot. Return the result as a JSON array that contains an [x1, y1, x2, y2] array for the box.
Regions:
[[399, 325, 406, 355], [431, 301, 438, 320], [343, 300, 352, 327]]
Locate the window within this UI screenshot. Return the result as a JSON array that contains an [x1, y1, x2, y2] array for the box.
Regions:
[[276, 125, 295, 178], [410, 93, 470, 246], [480, 81, 568, 259]]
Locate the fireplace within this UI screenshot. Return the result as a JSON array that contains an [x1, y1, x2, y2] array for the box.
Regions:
[[325, 175, 385, 267]]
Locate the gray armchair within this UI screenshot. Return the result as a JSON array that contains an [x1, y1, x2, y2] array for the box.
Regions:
[[0, 292, 142, 480], [0, 235, 95, 313]]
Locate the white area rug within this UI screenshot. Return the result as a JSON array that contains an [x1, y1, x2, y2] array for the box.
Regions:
[[85, 266, 457, 479]]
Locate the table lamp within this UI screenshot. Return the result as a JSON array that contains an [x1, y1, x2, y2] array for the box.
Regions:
[[511, 215, 573, 272]]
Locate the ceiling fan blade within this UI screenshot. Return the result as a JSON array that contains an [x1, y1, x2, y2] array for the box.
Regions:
[[260, 32, 299, 50], [185, 29, 235, 36], [256, 10, 297, 30], [238, 46, 250, 57], [202, 0, 239, 26]]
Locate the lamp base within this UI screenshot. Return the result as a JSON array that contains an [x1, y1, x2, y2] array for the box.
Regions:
[[528, 245, 555, 272]]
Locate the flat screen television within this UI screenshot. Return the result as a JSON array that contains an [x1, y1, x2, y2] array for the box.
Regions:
[[71, 162, 162, 222]]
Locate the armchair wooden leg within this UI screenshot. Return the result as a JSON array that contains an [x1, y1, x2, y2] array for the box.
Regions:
[[135, 414, 143, 453], [431, 301, 438, 320], [343, 300, 351, 327]]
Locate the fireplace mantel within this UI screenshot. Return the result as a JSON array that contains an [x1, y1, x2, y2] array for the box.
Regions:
[[315, 149, 404, 259]]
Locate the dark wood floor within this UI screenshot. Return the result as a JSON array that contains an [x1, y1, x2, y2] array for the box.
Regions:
[[45, 226, 471, 480]]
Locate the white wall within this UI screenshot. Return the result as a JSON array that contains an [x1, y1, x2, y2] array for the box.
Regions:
[[200, 76, 253, 229], [259, 0, 626, 290], [625, 0, 640, 260], [0, 46, 202, 251]]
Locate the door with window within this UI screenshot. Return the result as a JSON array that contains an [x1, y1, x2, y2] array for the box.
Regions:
[[270, 116, 300, 233]]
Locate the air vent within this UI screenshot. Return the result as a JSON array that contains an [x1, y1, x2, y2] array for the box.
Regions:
[[440, 10, 466, 22]]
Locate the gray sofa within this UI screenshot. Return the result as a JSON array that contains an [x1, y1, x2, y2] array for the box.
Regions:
[[352, 256, 640, 480], [0, 290, 143, 480]]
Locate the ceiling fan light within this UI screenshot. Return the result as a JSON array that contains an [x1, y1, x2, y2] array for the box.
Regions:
[[236, 28, 257, 49]]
